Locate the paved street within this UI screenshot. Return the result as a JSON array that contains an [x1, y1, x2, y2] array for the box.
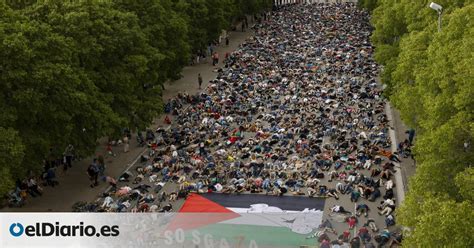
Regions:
[[3, 3, 416, 248]]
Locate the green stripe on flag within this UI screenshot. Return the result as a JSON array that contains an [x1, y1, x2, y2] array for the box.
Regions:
[[186, 223, 319, 247]]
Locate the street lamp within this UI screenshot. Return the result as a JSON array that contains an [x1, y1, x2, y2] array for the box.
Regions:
[[429, 2, 443, 32]]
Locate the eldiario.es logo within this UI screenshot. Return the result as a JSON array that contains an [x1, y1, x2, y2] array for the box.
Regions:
[[9, 222, 119, 237]]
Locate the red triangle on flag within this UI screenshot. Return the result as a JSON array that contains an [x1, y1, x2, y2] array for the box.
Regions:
[[167, 193, 240, 231], [179, 193, 237, 213]]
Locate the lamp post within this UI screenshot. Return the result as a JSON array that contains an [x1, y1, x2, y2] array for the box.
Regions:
[[429, 2, 443, 32]]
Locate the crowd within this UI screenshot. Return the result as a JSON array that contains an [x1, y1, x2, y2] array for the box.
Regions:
[[5, 144, 79, 208], [78, 3, 405, 247]]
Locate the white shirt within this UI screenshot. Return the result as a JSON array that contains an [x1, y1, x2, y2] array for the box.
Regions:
[[122, 201, 131, 208], [149, 175, 158, 182], [384, 199, 395, 206], [103, 196, 114, 207], [331, 205, 341, 212], [155, 182, 165, 187], [385, 180, 394, 190]]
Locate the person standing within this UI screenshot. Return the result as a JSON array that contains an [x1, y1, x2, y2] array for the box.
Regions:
[[44, 166, 57, 187], [106, 142, 116, 157], [164, 115, 171, 125], [208, 44, 213, 58], [225, 36, 229, 46], [198, 73, 203, 89], [212, 52, 219, 66], [87, 159, 99, 188], [406, 128, 415, 145], [97, 155, 106, 178], [123, 135, 129, 153], [63, 144, 74, 171]]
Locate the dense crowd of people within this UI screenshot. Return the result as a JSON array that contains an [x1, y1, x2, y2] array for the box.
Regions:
[[76, 3, 404, 247]]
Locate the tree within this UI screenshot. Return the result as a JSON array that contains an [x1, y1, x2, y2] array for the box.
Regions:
[[398, 196, 473, 247], [357, 0, 378, 13], [369, 2, 474, 247], [26, 0, 164, 133], [0, 128, 25, 196], [172, 0, 209, 52], [0, 0, 165, 178], [0, 0, 274, 197], [115, 0, 190, 81], [1, 2, 106, 172], [238, 0, 272, 16], [205, 0, 230, 42], [390, 30, 432, 128], [455, 167, 474, 202]]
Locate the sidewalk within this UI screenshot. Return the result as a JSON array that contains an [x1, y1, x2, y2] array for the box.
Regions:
[[385, 103, 405, 203], [2, 27, 256, 212], [387, 104, 417, 194]]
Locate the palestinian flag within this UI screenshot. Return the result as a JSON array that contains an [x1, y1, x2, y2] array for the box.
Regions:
[[167, 193, 326, 248]]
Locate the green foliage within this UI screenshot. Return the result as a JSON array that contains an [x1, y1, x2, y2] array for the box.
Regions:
[[172, 0, 209, 52], [205, 0, 230, 42], [113, 0, 188, 81], [455, 167, 474, 202], [370, 1, 474, 246], [0, 127, 25, 196], [0, 0, 270, 197], [398, 195, 474, 247], [357, 0, 378, 13], [170, 0, 271, 52]]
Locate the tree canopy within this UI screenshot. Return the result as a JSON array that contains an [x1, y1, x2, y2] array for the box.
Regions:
[[0, 0, 271, 197], [365, 0, 473, 246]]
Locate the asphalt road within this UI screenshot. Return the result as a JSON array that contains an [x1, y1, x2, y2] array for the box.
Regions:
[[3, 5, 416, 247]]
